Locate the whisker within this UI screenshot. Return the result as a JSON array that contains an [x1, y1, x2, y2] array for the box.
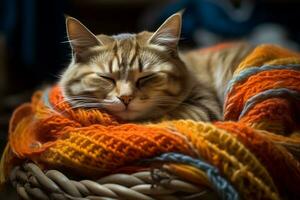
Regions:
[[70, 104, 103, 110]]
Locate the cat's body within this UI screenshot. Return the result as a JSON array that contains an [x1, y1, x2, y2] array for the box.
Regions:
[[60, 13, 253, 122], [178, 42, 253, 121]]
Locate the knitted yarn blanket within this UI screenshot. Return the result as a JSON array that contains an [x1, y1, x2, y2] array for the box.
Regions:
[[1, 44, 300, 200]]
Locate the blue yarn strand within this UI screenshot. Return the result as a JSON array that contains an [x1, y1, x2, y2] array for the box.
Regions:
[[239, 88, 300, 119], [152, 153, 240, 200], [225, 64, 300, 96]]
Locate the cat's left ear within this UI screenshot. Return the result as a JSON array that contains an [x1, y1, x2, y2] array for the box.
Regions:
[[148, 12, 182, 51], [66, 16, 102, 60]]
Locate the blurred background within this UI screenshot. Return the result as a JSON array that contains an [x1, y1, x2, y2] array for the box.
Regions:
[[1, 0, 300, 198]]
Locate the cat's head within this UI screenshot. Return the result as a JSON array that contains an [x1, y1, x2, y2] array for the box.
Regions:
[[60, 12, 191, 121]]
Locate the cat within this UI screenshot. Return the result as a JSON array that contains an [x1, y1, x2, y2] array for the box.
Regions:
[[59, 12, 253, 122]]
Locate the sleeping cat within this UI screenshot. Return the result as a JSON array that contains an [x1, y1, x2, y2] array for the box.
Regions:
[[60, 12, 253, 122]]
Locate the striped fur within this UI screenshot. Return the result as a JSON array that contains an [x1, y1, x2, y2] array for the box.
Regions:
[[59, 13, 253, 121]]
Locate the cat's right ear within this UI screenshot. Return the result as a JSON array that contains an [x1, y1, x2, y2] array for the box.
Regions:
[[66, 17, 102, 61]]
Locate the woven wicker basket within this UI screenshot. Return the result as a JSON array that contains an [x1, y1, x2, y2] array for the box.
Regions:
[[10, 162, 218, 200]]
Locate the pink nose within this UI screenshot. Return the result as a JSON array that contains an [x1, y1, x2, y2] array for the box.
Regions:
[[118, 95, 133, 106]]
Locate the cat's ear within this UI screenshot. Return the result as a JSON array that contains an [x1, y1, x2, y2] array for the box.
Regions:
[[66, 16, 102, 60], [148, 12, 182, 50]]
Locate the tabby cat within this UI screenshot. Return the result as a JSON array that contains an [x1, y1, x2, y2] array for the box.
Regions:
[[59, 12, 253, 122]]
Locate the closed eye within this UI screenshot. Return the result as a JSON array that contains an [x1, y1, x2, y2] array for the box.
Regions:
[[136, 74, 157, 88], [96, 73, 115, 84]]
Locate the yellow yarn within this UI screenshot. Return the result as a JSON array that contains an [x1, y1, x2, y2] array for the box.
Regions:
[[160, 120, 279, 200], [235, 44, 300, 74], [163, 163, 211, 188]]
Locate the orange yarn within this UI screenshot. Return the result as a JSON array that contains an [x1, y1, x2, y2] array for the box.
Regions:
[[221, 44, 300, 199], [224, 44, 300, 136], [47, 86, 119, 126], [6, 86, 193, 176], [215, 121, 300, 199], [239, 98, 296, 134], [224, 69, 300, 121]]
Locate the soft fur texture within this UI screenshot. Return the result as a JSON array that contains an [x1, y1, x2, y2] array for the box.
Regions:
[[60, 13, 253, 121]]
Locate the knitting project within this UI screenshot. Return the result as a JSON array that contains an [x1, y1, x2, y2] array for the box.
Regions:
[[1, 44, 300, 200]]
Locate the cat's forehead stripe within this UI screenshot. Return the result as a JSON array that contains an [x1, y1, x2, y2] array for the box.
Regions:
[[138, 58, 143, 72], [112, 57, 119, 73], [121, 39, 137, 68], [128, 41, 139, 68], [108, 57, 113, 73], [92, 37, 174, 76], [112, 38, 139, 72]]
